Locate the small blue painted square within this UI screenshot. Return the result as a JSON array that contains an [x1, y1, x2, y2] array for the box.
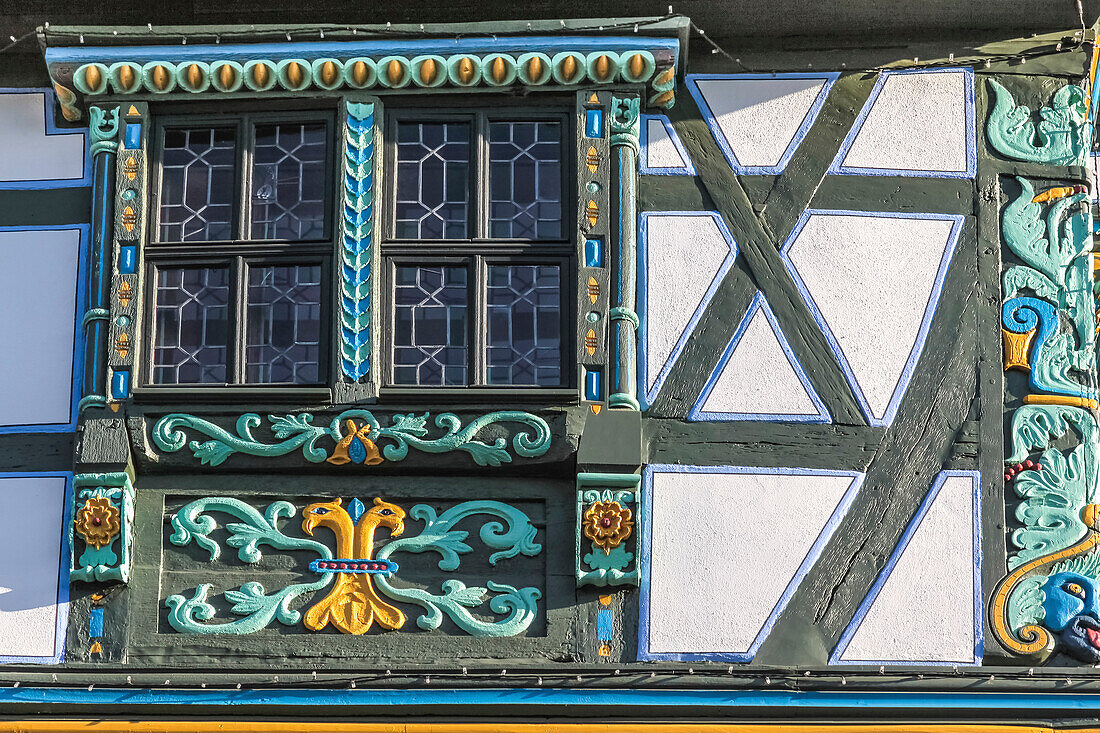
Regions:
[[124, 123, 141, 150], [584, 368, 602, 402], [584, 239, 603, 268], [111, 370, 130, 400], [118, 246, 136, 274], [585, 109, 604, 138]]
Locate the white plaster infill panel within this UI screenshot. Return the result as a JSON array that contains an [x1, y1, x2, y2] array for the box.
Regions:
[[690, 291, 830, 423], [640, 114, 696, 175], [781, 210, 964, 427], [686, 73, 839, 174], [0, 473, 70, 664], [638, 212, 737, 409], [640, 466, 863, 662], [830, 69, 976, 178], [831, 471, 982, 665], [0, 226, 87, 433], [0, 89, 88, 188]]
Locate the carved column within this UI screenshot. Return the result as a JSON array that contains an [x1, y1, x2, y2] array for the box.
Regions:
[[80, 106, 120, 411], [608, 95, 640, 411]]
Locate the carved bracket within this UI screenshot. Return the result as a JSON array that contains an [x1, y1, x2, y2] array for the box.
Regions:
[[70, 472, 135, 583], [576, 472, 641, 587]]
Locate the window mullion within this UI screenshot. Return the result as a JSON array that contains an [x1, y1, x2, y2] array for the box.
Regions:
[[475, 112, 489, 240], [472, 255, 486, 386], [238, 117, 253, 241], [231, 256, 247, 385]]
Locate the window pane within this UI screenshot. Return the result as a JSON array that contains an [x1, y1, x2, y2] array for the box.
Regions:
[[488, 121, 562, 239], [158, 127, 236, 242], [395, 122, 470, 239], [152, 267, 229, 384], [487, 265, 562, 386], [251, 122, 327, 241], [393, 266, 468, 385], [245, 265, 322, 384]]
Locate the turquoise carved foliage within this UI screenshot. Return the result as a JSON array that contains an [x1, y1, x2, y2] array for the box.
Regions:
[[151, 409, 552, 467], [70, 472, 134, 583], [163, 495, 543, 637], [986, 79, 1087, 165], [1001, 176, 1095, 401]]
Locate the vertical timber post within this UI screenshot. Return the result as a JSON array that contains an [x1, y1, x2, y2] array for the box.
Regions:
[[609, 95, 640, 411], [80, 105, 120, 412]]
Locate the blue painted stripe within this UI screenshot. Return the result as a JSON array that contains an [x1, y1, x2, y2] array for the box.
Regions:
[[89, 607, 104, 638], [46, 37, 679, 66], [597, 608, 613, 641], [2, 687, 1100, 708]]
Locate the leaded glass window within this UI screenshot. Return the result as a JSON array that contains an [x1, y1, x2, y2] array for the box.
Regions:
[[147, 111, 332, 388], [489, 122, 563, 239], [487, 265, 562, 386], [152, 267, 229, 384], [385, 109, 570, 389], [393, 266, 469, 385]]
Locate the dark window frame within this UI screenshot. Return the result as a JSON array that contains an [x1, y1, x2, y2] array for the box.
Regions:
[[142, 109, 336, 389], [381, 107, 576, 392]]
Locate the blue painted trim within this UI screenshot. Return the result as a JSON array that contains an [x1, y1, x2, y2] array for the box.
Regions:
[[0, 471, 71, 665], [45, 37, 679, 67], [636, 211, 738, 410], [639, 114, 696, 176], [638, 465, 863, 662], [827, 68, 977, 179], [779, 209, 964, 428], [0, 88, 90, 190], [7, 687, 1100, 708], [684, 73, 839, 175], [688, 291, 831, 423], [0, 224, 89, 434], [830, 470, 982, 666]]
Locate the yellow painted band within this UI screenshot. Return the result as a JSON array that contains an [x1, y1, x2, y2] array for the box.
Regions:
[[1022, 394, 1100, 410], [0, 724, 1077, 733]]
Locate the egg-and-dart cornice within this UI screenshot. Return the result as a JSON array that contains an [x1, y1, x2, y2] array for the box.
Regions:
[[43, 33, 681, 121]]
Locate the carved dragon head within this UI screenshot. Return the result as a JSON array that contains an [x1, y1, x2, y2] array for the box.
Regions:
[[301, 498, 353, 540], [361, 497, 405, 538]]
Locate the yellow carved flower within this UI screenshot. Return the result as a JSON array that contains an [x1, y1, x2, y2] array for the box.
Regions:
[[74, 497, 121, 549], [582, 500, 633, 554]]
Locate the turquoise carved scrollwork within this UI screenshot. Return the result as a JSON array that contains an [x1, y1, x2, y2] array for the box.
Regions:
[[1006, 405, 1099, 570], [163, 498, 543, 637], [151, 409, 551, 467], [164, 498, 334, 634], [341, 100, 375, 382], [986, 79, 1087, 165], [1001, 177, 1095, 400], [88, 105, 120, 157], [374, 501, 543, 636]]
